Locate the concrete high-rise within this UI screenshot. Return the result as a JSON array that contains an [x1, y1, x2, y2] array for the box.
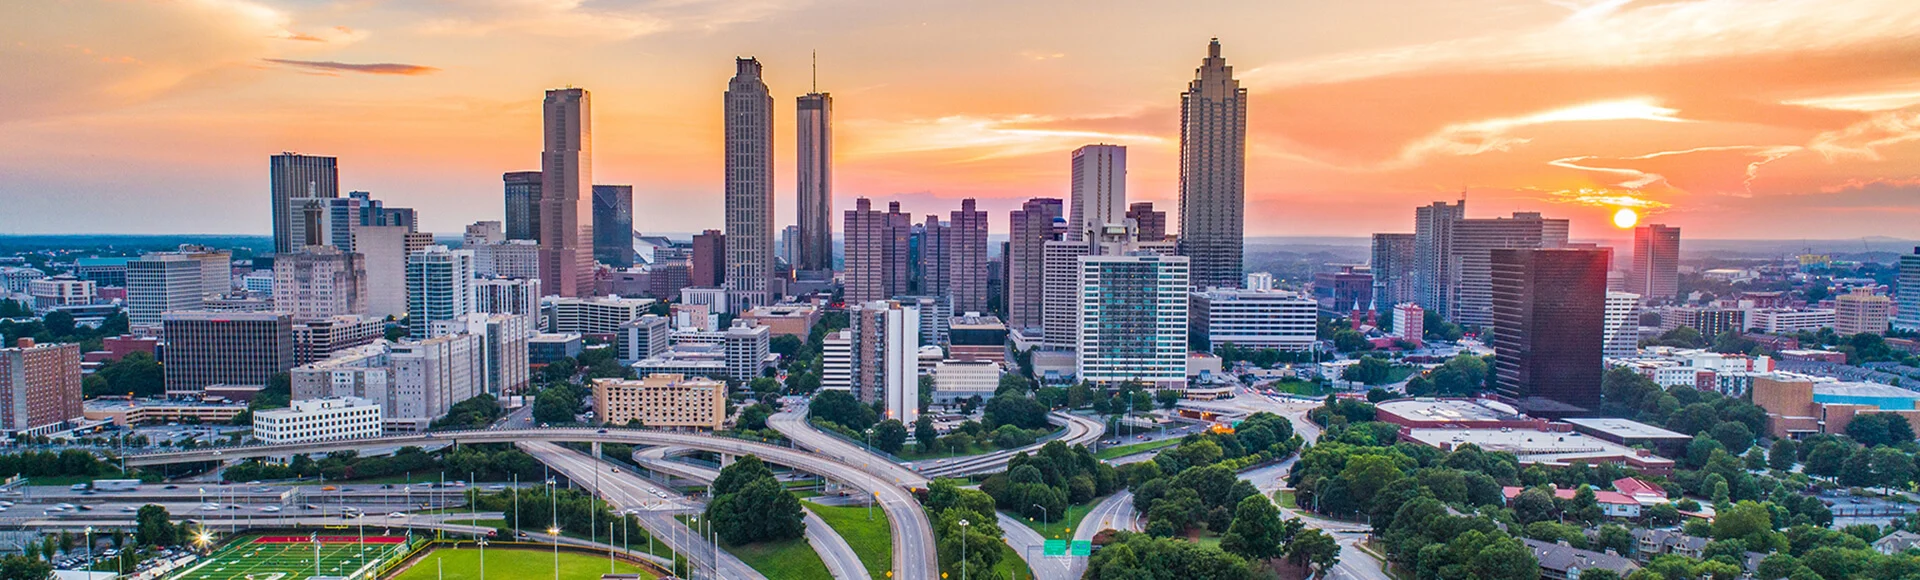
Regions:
[[796, 91, 834, 274], [1491, 248, 1608, 417], [1898, 247, 1920, 332], [126, 254, 208, 333], [690, 230, 725, 288], [474, 278, 542, 328], [949, 199, 991, 314], [287, 197, 361, 251], [503, 171, 543, 241], [848, 300, 920, 424], [465, 221, 504, 247], [843, 199, 911, 304], [725, 58, 775, 311], [1127, 202, 1168, 242], [1078, 254, 1190, 387], [0, 339, 83, 436], [1450, 212, 1569, 326], [1371, 233, 1417, 309], [406, 246, 476, 338], [1178, 39, 1247, 290], [161, 311, 294, 398], [538, 88, 594, 298], [917, 215, 950, 298], [1005, 198, 1064, 331], [1604, 292, 1641, 358], [272, 247, 367, 321], [1629, 224, 1681, 304], [352, 225, 430, 319], [270, 153, 339, 254], [592, 184, 633, 268], [1835, 288, 1892, 335], [1070, 145, 1126, 240], [1413, 200, 1466, 315]]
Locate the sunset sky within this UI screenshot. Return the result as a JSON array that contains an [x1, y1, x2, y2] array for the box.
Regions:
[[4, 0, 1919, 240]]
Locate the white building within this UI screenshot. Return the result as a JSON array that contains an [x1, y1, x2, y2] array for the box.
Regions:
[[1835, 288, 1892, 335], [274, 247, 367, 322], [616, 315, 671, 365], [679, 287, 729, 314], [1245, 272, 1276, 292], [1392, 302, 1425, 342], [242, 271, 275, 295], [26, 276, 94, 311], [405, 245, 475, 337], [1068, 144, 1127, 240], [471, 240, 541, 280], [1897, 247, 1920, 332], [475, 277, 543, 328], [1041, 239, 1092, 350], [0, 267, 46, 294], [849, 301, 920, 424], [933, 360, 1001, 403], [1604, 292, 1641, 359], [388, 333, 484, 431], [464, 221, 504, 246], [821, 330, 851, 391], [544, 296, 654, 336], [125, 253, 212, 332], [1748, 308, 1835, 334], [253, 396, 382, 444], [1079, 254, 1189, 388], [353, 225, 430, 319], [428, 313, 534, 396], [1190, 287, 1317, 352]]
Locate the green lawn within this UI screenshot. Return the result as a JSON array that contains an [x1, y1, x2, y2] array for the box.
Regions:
[[725, 536, 833, 580], [896, 444, 991, 461], [391, 547, 656, 580], [806, 502, 893, 579], [1275, 489, 1297, 509], [1270, 378, 1330, 397], [987, 542, 1033, 580], [1008, 498, 1103, 540], [444, 518, 507, 529], [1094, 437, 1181, 460], [1382, 366, 1417, 384]]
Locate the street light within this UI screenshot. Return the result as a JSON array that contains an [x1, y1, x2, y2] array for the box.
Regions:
[[548, 526, 561, 580], [958, 519, 970, 580], [1032, 505, 1049, 539]]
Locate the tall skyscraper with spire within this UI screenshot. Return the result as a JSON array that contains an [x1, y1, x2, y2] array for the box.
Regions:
[[726, 58, 775, 311], [1178, 39, 1247, 290], [270, 153, 339, 254], [796, 63, 834, 275], [539, 88, 594, 298]]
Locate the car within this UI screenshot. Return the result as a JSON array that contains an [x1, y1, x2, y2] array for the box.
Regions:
[[55, 503, 75, 510], [597, 429, 608, 434], [199, 504, 220, 511], [540, 423, 550, 428], [163, 485, 178, 490], [251, 487, 271, 493], [387, 512, 406, 518], [76, 505, 93, 511], [321, 485, 337, 491], [611, 468, 620, 474], [259, 506, 281, 513], [120, 506, 138, 513], [303, 504, 319, 510], [487, 485, 506, 491]]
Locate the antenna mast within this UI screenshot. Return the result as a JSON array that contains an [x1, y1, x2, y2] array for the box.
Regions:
[[812, 50, 818, 93]]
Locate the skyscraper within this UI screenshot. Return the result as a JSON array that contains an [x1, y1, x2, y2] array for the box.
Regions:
[[352, 225, 425, 319], [690, 230, 726, 288], [162, 312, 294, 398], [126, 253, 209, 333], [1898, 247, 1920, 332], [1629, 224, 1681, 304], [270, 153, 339, 254], [539, 88, 594, 298], [406, 246, 476, 338], [1078, 254, 1189, 387], [1413, 199, 1466, 315], [1371, 233, 1417, 310], [725, 58, 775, 311], [503, 171, 543, 241], [1491, 248, 1608, 417], [1005, 198, 1064, 331], [1070, 144, 1126, 240], [1178, 39, 1247, 290], [1604, 291, 1641, 358], [592, 184, 633, 268], [949, 199, 991, 314], [1450, 212, 1569, 326], [843, 199, 911, 304], [848, 300, 920, 424], [796, 91, 834, 274], [1127, 202, 1168, 242], [917, 215, 950, 298]]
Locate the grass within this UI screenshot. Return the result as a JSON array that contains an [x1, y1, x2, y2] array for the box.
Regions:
[[987, 542, 1033, 580], [1270, 378, 1331, 397], [1382, 366, 1417, 384], [1009, 498, 1103, 540], [1094, 437, 1181, 460], [392, 547, 656, 580], [806, 502, 893, 579], [172, 534, 416, 580], [896, 444, 992, 461], [1275, 489, 1298, 510], [724, 536, 833, 580], [444, 518, 507, 529]]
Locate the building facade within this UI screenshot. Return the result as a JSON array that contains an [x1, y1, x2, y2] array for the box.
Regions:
[[592, 184, 633, 268], [1127, 202, 1168, 242], [270, 153, 339, 254], [161, 312, 294, 398], [0, 339, 83, 435], [724, 58, 776, 311], [1313, 266, 1375, 316], [292, 315, 385, 365], [539, 88, 596, 298], [616, 315, 671, 365], [1450, 212, 1569, 326], [1604, 292, 1641, 358], [1078, 254, 1190, 387], [796, 91, 834, 274], [1492, 248, 1608, 416], [405, 246, 476, 337], [593, 374, 725, 430], [428, 313, 533, 396], [1006, 198, 1065, 331], [1897, 247, 1920, 332], [1413, 199, 1467, 316], [1069, 144, 1127, 240], [543, 296, 651, 336], [273, 247, 366, 321], [1836, 288, 1892, 335], [843, 198, 912, 304], [253, 397, 382, 444], [1191, 288, 1317, 352], [1371, 233, 1417, 310], [690, 230, 725, 289], [1629, 224, 1681, 304], [1178, 40, 1247, 290], [849, 301, 920, 424], [948, 199, 991, 314], [503, 171, 543, 241]]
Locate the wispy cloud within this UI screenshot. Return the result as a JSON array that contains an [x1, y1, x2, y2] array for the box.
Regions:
[[1363, 98, 1685, 171], [848, 114, 1166, 161], [264, 59, 438, 76]]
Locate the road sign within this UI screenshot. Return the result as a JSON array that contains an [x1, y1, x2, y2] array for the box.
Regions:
[[1043, 539, 1068, 556], [1071, 540, 1092, 556]]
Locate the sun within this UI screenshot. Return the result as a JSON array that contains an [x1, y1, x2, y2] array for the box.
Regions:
[[1612, 208, 1640, 229]]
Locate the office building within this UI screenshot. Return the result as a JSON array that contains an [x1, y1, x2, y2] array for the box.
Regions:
[[464, 221, 504, 246], [1041, 238, 1092, 350], [0, 339, 83, 436], [949, 199, 991, 314], [721, 321, 772, 382], [1191, 288, 1317, 352], [388, 333, 484, 430], [630, 321, 769, 382], [1078, 254, 1189, 388], [473, 240, 542, 280], [1313, 265, 1374, 316], [161, 311, 294, 398], [796, 91, 834, 274], [126, 250, 221, 333], [1450, 212, 1569, 326], [1836, 288, 1892, 335], [779, 225, 801, 266], [1604, 292, 1641, 358], [1659, 306, 1747, 338], [253, 397, 382, 444], [1413, 199, 1467, 314], [592, 184, 633, 268], [647, 261, 693, 301], [690, 230, 725, 288], [292, 315, 385, 365], [1749, 308, 1836, 334], [405, 246, 475, 337], [821, 330, 851, 390], [286, 196, 361, 251], [1629, 224, 1681, 304], [949, 313, 1009, 364], [1006, 198, 1065, 331], [528, 333, 583, 366], [352, 225, 428, 319], [273, 247, 366, 321], [27, 276, 95, 311], [593, 374, 726, 430], [543, 295, 652, 336], [539, 88, 595, 298], [1898, 247, 1920, 332], [73, 257, 131, 288], [1371, 233, 1417, 309], [1491, 248, 1609, 417], [503, 171, 543, 241], [1392, 303, 1425, 342], [243, 271, 275, 295], [725, 58, 775, 311], [849, 301, 920, 423], [1127, 202, 1168, 242], [428, 313, 533, 396], [843, 198, 912, 303], [1069, 144, 1127, 240], [1178, 39, 1247, 290], [933, 360, 1001, 404], [475, 277, 543, 327], [739, 304, 819, 338], [1402, 424, 1675, 475], [0, 267, 44, 294], [1245, 272, 1275, 292], [616, 315, 671, 365], [270, 153, 339, 254]]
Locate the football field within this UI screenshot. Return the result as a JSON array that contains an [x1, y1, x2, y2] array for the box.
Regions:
[[169, 535, 415, 580]]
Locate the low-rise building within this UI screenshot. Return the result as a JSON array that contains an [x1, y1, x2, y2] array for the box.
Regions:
[[592, 374, 725, 430], [1751, 375, 1920, 439], [1561, 418, 1693, 456], [543, 296, 654, 337], [1502, 486, 1644, 518], [1375, 398, 1547, 430], [253, 397, 383, 444], [1523, 538, 1640, 580], [948, 313, 1008, 364], [1835, 288, 1892, 335], [738, 304, 819, 338], [82, 397, 249, 426], [933, 360, 1000, 403], [529, 333, 584, 366], [1747, 308, 1835, 334], [1190, 288, 1317, 352], [616, 315, 671, 365], [27, 276, 95, 311], [292, 315, 386, 365], [1401, 424, 1676, 475]]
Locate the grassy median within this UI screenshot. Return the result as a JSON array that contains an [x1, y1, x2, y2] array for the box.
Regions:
[[806, 502, 894, 579]]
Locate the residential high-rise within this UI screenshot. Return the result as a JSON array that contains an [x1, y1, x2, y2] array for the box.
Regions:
[[843, 199, 912, 304], [1835, 288, 1892, 335], [1629, 224, 1681, 304], [849, 300, 920, 424], [273, 247, 366, 322], [503, 171, 543, 241], [161, 311, 294, 398], [1005, 198, 1065, 331], [725, 58, 775, 311], [1491, 248, 1608, 417], [538, 88, 595, 298], [428, 312, 534, 396], [387, 333, 485, 430], [291, 315, 384, 365], [464, 221, 504, 247], [1449, 212, 1569, 326], [1178, 39, 1247, 290], [1371, 233, 1417, 309], [1604, 292, 1641, 358], [690, 230, 726, 288], [1127, 202, 1168, 242], [1898, 247, 1920, 332], [1070, 145, 1127, 240], [917, 216, 950, 298], [474, 278, 543, 328], [1078, 254, 1190, 387], [405, 246, 476, 337], [821, 330, 851, 390], [351, 225, 422, 319], [949, 199, 991, 314], [0, 339, 83, 436], [1413, 199, 1466, 315], [1190, 288, 1316, 352], [270, 153, 339, 254], [796, 91, 834, 274], [471, 240, 541, 280], [592, 184, 633, 268], [1041, 239, 1091, 350]]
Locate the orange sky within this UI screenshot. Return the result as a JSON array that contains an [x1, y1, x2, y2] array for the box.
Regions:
[[4, 0, 1918, 240]]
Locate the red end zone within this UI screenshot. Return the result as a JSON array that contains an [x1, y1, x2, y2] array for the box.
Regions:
[[253, 536, 406, 544]]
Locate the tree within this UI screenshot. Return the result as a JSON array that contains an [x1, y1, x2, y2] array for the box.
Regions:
[[532, 385, 580, 424], [1155, 389, 1182, 410], [1342, 356, 1394, 385], [0, 555, 51, 580], [983, 395, 1050, 430], [1845, 413, 1915, 448], [41, 310, 75, 337], [1332, 329, 1372, 353], [96, 351, 164, 398], [1804, 441, 1850, 479], [706, 456, 804, 545], [1566, 485, 1604, 526], [1220, 495, 1284, 561], [1710, 422, 1754, 453], [1769, 439, 1797, 471], [871, 419, 908, 454], [1579, 570, 1622, 580], [914, 415, 938, 453], [1284, 528, 1341, 573], [135, 504, 177, 547], [737, 403, 773, 431], [810, 390, 876, 430]]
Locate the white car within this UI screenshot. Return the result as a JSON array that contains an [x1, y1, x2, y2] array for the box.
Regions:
[[200, 504, 221, 511], [259, 506, 281, 513], [120, 506, 138, 512], [387, 512, 407, 518]]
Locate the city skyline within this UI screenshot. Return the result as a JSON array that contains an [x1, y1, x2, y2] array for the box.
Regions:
[[5, 1, 1920, 240]]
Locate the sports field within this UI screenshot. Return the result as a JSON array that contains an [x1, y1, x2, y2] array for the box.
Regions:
[[170, 535, 415, 580], [389, 546, 657, 580]]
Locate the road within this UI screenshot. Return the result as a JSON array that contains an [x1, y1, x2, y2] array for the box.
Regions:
[[767, 403, 932, 488], [518, 441, 764, 580], [998, 512, 1074, 580], [916, 412, 1106, 478], [629, 446, 872, 580], [1064, 490, 1139, 578]]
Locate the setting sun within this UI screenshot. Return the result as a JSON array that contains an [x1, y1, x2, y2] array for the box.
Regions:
[[1612, 208, 1640, 229]]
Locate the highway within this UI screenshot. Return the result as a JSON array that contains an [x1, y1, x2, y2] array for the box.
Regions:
[[766, 403, 931, 488], [916, 412, 1105, 478], [1229, 387, 1383, 580], [998, 512, 1074, 580], [628, 446, 872, 580], [123, 427, 940, 580]]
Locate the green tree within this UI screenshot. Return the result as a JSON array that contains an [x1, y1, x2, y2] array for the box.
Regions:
[[914, 415, 938, 453], [96, 351, 164, 398], [1579, 570, 1622, 580], [1710, 422, 1754, 452], [1155, 389, 1182, 410], [1219, 495, 1284, 561], [1284, 528, 1341, 574], [705, 457, 804, 545], [1768, 439, 1797, 471], [0, 555, 52, 580], [1845, 413, 1915, 447], [871, 419, 908, 454], [736, 403, 773, 431], [135, 504, 177, 547]]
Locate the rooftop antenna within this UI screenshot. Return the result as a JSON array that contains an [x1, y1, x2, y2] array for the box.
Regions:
[[811, 50, 818, 93]]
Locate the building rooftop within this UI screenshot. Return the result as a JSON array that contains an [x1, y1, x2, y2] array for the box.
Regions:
[[1402, 427, 1675, 470], [1377, 398, 1525, 424], [1561, 418, 1692, 440], [529, 333, 583, 344], [1812, 381, 1920, 398]]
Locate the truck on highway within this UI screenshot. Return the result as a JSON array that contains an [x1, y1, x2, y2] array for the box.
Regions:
[[91, 479, 141, 492]]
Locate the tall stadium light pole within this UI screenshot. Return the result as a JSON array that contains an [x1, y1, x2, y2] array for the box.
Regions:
[[959, 519, 970, 580], [513, 473, 520, 539], [608, 521, 616, 574], [549, 526, 561, 580]]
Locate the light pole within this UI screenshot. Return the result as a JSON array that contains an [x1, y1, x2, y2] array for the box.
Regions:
[[548, 526, 560, 580], [83, 526, 92, 567], [958, 518, 970, 580], [1032, 505, 1049, 539]]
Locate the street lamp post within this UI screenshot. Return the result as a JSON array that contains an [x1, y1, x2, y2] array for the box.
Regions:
[[548, 526, 560, 580], [1032, 505, 1049, 539], [958, 519, 970, 580]]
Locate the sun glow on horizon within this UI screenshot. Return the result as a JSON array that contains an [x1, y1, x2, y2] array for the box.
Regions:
[[1612, 207, 1640, 229]]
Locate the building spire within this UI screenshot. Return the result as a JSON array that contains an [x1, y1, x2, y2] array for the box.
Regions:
[[812, 50, 818, 93]]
